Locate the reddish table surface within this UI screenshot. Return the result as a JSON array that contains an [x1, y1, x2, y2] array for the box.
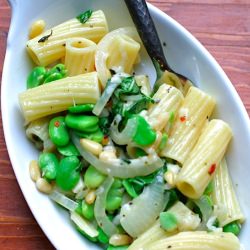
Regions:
[[0, 0, 250, 249]]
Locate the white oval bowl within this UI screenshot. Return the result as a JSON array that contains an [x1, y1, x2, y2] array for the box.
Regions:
[[2, 0, 250, 249]]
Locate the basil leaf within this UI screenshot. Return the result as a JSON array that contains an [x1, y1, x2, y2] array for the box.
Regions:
[[76, 10, 93, 24]]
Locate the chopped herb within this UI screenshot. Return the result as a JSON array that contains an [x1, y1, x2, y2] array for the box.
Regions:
[[38, 30, 53, 43], [76, 10, 93, 24]]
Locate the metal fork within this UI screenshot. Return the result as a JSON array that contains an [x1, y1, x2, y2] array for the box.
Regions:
[[124, 0, 193, 93]]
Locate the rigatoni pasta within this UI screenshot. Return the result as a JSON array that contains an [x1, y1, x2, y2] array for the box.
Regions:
[[145, 231, 241, 250], [176, 119, 232, 199], [19, 72, 100, 122], [212, 158, 245, 226], [148, 84, 183, 131], [27, 10, 108, 66], [65, 38, 97, 76], [161, 86, 216, 164]]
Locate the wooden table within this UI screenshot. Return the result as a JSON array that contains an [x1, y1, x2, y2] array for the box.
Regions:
[[0, 0, 249, 249]]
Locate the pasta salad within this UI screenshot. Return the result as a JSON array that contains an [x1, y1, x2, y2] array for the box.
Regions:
[[19, 9, 244, 250]]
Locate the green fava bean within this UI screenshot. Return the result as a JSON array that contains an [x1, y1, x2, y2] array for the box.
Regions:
[[97, 227, 109, 244], [57, 141, 80, 156], [44, 72, 63, 83], [132, 115, 156, 146], [27, 66, 46, 89], [49, 116, 70, 147], [68, 104, 95, 114], [74, 128, 104, 143], [56, 156, 81, 191], [65, 114, 99, 132], [84, 165, 106, 189], [48, 63, 67, 77], [38, 153, 59, 180], [223, 221, 241, 236], [106, 185, 123, 212], [82, 200, 94, 220], [106, 245, 129, 250]]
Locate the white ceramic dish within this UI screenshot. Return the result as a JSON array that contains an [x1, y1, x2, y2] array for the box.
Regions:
[[2, 0, 250, 249]]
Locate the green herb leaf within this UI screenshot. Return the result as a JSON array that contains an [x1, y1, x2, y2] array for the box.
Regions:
[[38, 30, 53, 43], [76, 10, 93, 24]]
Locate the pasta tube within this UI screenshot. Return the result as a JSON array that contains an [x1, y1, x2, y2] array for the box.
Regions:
[[134, 75, 151, 96], [176, 119, 232, 199], [212, 158, 245, 226], [26, 10, 108, 66], [160, 86, 215, 164], [167, 201, 200, 231], [65, 37, 97, 76], [148, 84, 184, 131], [128, 220, 171, 250], [19, 72, 100, 123], [106, 34, 140, 74], [146, 231, 240, 250], [156, 70, 192, 96], [95, 27, 140, 87]]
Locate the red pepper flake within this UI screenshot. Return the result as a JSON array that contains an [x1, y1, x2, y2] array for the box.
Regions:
[[180, 116, 186, 122], [54, 121, 60, 127], [102, 135, 109, 145], [208, 163, 216, 175]]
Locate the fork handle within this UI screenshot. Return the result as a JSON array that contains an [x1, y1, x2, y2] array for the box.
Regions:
[[124, 0, 170, 71]]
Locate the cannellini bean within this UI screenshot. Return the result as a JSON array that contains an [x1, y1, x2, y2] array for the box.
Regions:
[[109, 234, 133, 246], [80, 138, 103, 156], [29, 19, 46, 39], [85, 189, 96, 204], [36, 178, 53, 194], [29, 160, 41, 182]]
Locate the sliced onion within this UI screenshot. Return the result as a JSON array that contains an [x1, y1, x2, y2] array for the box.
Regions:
[[94, 176, 118, 237], [110, 115, 137, 145], [193, 195, 213, 230], [70, 211, 99, 238], [92, 75, 122, 116], [72, 133, 164, 178], [120, 174, 165, 237], [49, 191, 78, 211]]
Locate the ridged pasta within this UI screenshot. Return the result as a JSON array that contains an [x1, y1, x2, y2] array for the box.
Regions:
[[19, 72, 100, 122], [26, 10, 108, 66], [134, 75, 152, 96], [212, 158, 245, 226], [156, 70, 192, 96], [106, 34, 140, 73], [146, 231, 240, 250], [160, 86, 215, 164], [168, 201, 200, 231], [176, 119, 232, 199], [148, 84, 183, 131], [65, 37, 97, 76], [128, 220, 171, 250], [95, 27, 141, 87]]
